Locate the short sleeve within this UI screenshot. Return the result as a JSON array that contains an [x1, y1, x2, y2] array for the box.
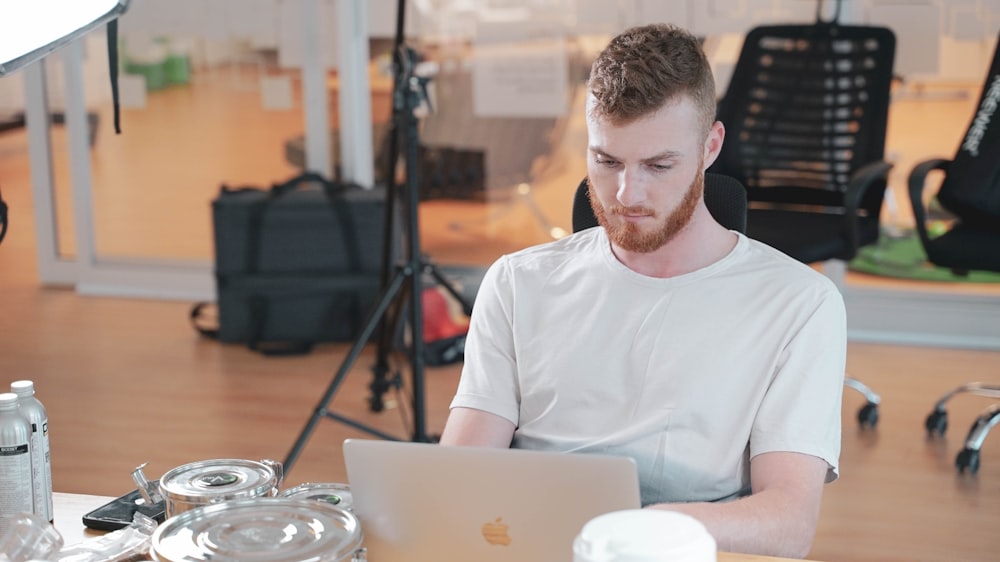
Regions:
[[750, 285, 847, 482], [448, 256, 521, 425]]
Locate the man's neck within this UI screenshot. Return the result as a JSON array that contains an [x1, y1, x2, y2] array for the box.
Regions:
[[610, 210, 738, 278]]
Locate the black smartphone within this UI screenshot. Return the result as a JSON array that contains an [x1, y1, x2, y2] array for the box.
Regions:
[[82, 483, 166, 531]]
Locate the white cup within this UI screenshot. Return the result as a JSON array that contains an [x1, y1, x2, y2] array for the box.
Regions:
[[573, 509, 717, 562]]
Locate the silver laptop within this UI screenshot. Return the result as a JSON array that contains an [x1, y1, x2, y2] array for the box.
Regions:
[[342, 438, 641, 562]]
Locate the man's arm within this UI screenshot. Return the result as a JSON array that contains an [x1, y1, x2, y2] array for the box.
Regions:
[[439, 407, 515, 447], [648, 451, 828, 559]]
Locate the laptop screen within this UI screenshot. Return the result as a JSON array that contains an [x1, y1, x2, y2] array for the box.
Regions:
[[343, 439, 641, 562]]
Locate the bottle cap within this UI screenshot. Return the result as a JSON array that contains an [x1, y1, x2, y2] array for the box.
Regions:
[[0, 391, 20, 408], [11, 380, 35, 396]]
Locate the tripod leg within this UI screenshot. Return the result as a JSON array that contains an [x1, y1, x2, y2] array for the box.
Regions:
[[368, 285, 406, 413], [284, 267, 409, 473]]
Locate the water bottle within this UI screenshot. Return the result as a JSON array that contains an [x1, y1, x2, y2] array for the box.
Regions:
[[0, 392, 34, 535], [11, 380, 53, 523]]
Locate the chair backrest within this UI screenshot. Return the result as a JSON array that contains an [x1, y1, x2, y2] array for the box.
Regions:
[[710, 23, 895, 217], [936, 31, 1000, 230], [571, 173, 748, 234]]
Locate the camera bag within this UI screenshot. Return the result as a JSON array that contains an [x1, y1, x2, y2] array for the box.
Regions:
[[193, 172, 389, 355]]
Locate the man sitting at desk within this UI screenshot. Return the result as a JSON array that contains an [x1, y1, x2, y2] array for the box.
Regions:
[[439, 23, 846, 559]]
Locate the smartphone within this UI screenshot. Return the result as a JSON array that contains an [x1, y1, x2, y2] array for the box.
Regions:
[[82, 483, 166, 531]]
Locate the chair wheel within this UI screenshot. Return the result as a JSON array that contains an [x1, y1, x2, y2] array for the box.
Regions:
[[956, 448, 980, 474], [925, 410, 948, 436], [857, 403, 879, 428]]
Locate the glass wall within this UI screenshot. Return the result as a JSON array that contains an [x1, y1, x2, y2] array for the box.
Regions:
[[6, 0, 1000, 343]]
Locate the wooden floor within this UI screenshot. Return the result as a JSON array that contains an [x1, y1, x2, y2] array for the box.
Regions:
[[1, 66, 999, 561]]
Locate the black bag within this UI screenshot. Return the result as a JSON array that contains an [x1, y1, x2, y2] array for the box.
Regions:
[[192, 172, 389, 355]]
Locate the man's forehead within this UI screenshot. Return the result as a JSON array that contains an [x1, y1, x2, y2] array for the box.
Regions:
[[587, 111, 703, 160], [585, 92, 699, 122]]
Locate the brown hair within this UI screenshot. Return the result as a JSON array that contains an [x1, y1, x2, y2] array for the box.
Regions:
[[588, 24, 716, 133]]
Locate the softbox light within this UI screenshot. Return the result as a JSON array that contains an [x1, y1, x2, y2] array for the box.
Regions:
[[0, 0, 130, 76]]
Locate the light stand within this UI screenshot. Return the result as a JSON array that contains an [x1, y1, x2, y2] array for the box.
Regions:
[[283, 0, 472, 473]]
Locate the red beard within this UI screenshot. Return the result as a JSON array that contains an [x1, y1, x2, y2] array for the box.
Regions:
[[588, 170, 704, 253]]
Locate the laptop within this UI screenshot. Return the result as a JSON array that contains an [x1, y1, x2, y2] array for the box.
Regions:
[[342, 438, 641, 562]]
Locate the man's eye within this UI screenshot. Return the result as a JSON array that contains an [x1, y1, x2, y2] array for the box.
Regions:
[[596, 157, 618, 167], [650, 164, 673, 171]]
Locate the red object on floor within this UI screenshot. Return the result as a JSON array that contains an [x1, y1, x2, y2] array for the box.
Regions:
[[422, 287, 469, 342]]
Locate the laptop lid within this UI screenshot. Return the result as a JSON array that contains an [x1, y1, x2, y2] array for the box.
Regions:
[[343, 438, 641, 562]]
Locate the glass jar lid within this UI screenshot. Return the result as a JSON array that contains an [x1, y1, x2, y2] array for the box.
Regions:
[[159, 459, 277, 503], [151, 497, 363, 562]]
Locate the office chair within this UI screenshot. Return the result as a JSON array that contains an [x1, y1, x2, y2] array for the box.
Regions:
[[908, 33, 1000, 474], [710, 18, 896, 264], [572, 173, 876, 427], [708, 16, 896, 429]]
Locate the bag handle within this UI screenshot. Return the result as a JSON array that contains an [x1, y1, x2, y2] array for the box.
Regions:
[[190, 301, 219, 339], [269, 171, 360, 198], [244, 172, 364, 274]]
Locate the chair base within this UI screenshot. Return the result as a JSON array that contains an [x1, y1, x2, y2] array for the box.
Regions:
[[956, 404, 1000, 475], [845, 377, 881, 429]]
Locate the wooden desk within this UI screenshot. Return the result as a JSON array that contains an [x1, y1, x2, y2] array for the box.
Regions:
[[53, 492, 117, 546], [52, 493, 805, 561]]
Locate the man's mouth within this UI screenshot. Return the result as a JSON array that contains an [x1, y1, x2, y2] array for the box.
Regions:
[[614, 208, 654, 220]]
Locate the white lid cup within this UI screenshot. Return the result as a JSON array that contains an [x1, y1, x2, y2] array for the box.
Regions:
[[573, 509, 717, 562]]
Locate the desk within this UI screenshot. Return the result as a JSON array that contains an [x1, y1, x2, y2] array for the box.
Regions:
[[53, 493, 806, 561], [53, 492, 115, 546]]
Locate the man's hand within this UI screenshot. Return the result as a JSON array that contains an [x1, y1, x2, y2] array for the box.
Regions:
[[648, 451, 828, 559]]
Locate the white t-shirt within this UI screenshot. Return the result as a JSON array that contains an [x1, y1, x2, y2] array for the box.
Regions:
[[450, 228, 846, 506]]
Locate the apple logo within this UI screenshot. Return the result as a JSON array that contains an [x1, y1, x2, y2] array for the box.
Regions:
[[481, 516, 512, 546]]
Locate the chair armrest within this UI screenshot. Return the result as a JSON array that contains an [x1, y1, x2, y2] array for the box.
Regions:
[[907, 158, 951, 248], [841, 160, 894, 254], [843, 160, 894, 211]]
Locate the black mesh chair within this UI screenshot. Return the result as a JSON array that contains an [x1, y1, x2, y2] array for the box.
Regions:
[[707, 17, 896, 429], [710, 20, 896, 263], [909, 33, 1000, 474]]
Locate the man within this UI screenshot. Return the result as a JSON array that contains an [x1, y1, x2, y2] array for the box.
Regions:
[[439, 23, 845, 559]]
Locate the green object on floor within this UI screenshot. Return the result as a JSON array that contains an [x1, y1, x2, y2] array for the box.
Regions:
[[849, 229, 1000, 283], [164, 55, 190, 85], [125, 61, 167, 91]]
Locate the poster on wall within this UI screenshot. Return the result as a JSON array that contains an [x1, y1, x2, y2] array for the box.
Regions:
[[471, 39, 570, 118], [471, 12, 569, 118]]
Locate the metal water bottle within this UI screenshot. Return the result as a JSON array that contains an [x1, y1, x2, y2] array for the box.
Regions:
[[0, 392, 34, 534], [11, 380, 53, 522]]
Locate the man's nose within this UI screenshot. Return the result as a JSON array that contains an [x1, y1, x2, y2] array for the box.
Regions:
[[616, 169, 646, 207]]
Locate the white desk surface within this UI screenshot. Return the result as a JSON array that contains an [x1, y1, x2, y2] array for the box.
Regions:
[[53, 492, 808, 562]]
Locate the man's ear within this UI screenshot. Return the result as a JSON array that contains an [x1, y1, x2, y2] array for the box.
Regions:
[[702, 121, 725, 170]]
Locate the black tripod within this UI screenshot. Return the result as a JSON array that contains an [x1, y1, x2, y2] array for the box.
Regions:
[[283, 1, 472, 473]]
